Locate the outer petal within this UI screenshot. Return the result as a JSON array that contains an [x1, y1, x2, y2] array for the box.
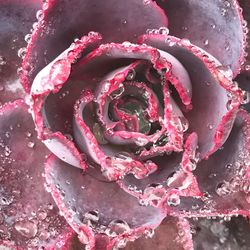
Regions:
[[0, 0, 42, 104], [45, 155, 166, 249], [155, 0, 247, 76], [22, 0, 168, 91], [0, 100, 74, 249], [169, 109, 250, 217]]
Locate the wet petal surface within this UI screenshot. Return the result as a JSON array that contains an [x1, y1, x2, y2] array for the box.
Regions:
[[0, 100, 73, 249]]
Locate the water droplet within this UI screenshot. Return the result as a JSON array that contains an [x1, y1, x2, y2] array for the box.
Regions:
[[18, 47, 27, 59], [27, 141, 35, 148], [216, 65, 233, 79], [126, 69, 136, 81], [172, 116, 189, 132], [84, 210, 99, 223], [110, 85, 124, 99], [216, 182, 230, 196], [143, 0, 151, 5], [24, 34, 32, 43], [4, 146, 11, 156], [107, 220, 130, 236], [135, 136, 148, 146], [0, 56, 7, 66], [245, 65, 250, 71], [37, 210, 47, 220], [207, 124, 213, 130], [242, 91, 250, 104], [158, 27, 169, 35], [36, 10, 43, 20], [167, 193, 180, 206], [154, 133, 169, 147], [14, 220, 38, 238], [64, 133, 73, 141], [221, 8, 227, 16], [204, 39, 209, 46], [144, 228, 155, 238], [181, 38, 191, 46], [1, 196, 14, 205]]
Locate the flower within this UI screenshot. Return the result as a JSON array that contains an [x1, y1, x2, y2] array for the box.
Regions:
[[0, 0, 250, 249]]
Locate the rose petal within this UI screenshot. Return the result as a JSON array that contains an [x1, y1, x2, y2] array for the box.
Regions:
[[22, 0, 168, 91], [139, 34, 242, 159], [45, 155, 165, 249], [155, 0, 246, 76], [0, 100, 72, 249], [0, 0, 42, 104], [169, 109, 250, 217], [124, 217, 193, 250]]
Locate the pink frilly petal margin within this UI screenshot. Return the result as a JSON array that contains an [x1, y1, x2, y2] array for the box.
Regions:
[[155, 0, 247, 77], [0, 0, 42, 104], [0, 100, 77, 249], [21, 0, 168, 93], [139, 34, 243, 159], [45, 155, 166, 250]]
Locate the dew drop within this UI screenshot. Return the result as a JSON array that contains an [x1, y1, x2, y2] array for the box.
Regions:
[[207, 124, 213, 130], [143, 0, 151, 5], [181, 38, 191, 46], [216, 65, 233, 79], [24, 34, 32, 43], [27, 141, 35, 148], [107, 219, 130, 236], [14, 220, 38, 238], [204, 39, 209, 46], [126, 69, 136, 81], [221, 8, 227, 16], [216, 182, 230, 196], [0, 56, 7, 66], [245, 65, 250, 71], [110, 85, 124, 100], [36, 10, 43, 20], [158, 26, 169, 35], [84, 210, 99, 223], [17, 47, 27, 59], [167, 193, 180, 206], [242, 91, 250, 104]]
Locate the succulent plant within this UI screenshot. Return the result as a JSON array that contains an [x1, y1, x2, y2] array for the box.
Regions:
[[0, 0, 250, 249]]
